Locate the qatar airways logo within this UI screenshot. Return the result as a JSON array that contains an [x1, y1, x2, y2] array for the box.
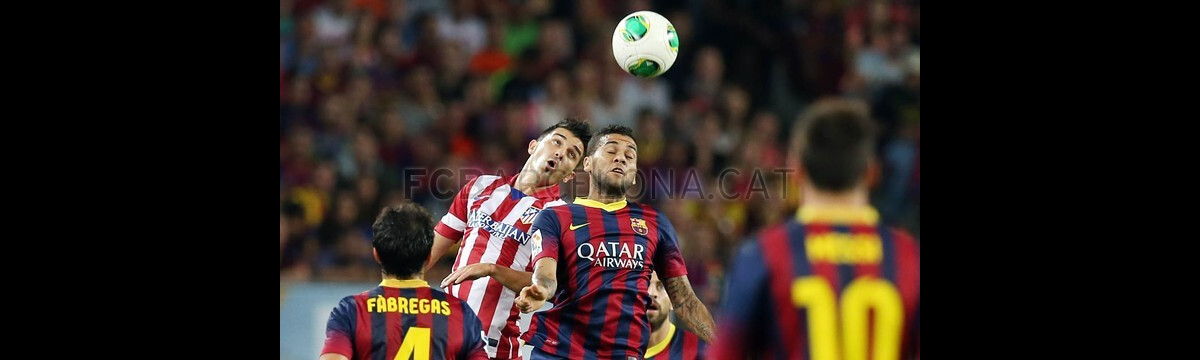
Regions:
[[577, 241, 646, 270]]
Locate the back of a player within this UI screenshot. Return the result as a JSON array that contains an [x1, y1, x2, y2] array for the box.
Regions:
[[322, 204, 489, 360], [717, 210, 919, 359], [714, 99, 920, 360], [322, 280, 488, 360]]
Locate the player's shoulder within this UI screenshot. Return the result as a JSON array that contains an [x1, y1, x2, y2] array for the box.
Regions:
[[426, 284, 447, 296], [541, 198, 568, 208], [883, 226, 919, 256], [348, 288, 375, 302], [739, 219, 799, 256], [731, 236, 765, 263], [626, 200, 648, 211], [626, 200, 650, 210], [543, 203, 577, 216], [885, 226, 917, 244], [332, 292, 365, 315], [431, 286, 458, 302], [475, 174, 504, 184], [679, 326, 708, 347], [462, 174, 504, 195], [351, 286, 385, 300], [440, 291, 480, 317], [625, 201, 663, 218], [750, 218, 797, 242]]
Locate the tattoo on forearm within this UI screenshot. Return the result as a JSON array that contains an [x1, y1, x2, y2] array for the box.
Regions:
[[533, 261, 557, 295], [664, 276, 716, 342], [535, 273, 556, 291]]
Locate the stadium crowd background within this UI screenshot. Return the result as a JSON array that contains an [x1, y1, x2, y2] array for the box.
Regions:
[[280, 0, 919, 310]]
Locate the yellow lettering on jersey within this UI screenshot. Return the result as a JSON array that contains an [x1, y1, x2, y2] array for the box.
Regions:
[[396, 327, 431, 360], [805, 233, 882, 264]]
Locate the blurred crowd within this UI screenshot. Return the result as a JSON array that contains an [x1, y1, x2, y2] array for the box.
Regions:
[[280, 0, 920, 308]]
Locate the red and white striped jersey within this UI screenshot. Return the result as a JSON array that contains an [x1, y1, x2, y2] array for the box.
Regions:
[[433, 174, 567, 359]]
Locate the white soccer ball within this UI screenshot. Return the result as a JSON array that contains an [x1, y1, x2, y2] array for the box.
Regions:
[[611, 11, 679, 78]]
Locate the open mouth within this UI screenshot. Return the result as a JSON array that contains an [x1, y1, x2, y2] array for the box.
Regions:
[[611, 167, 625, 175], [546, 159, 558, 171], [648, 302, 660, 311]]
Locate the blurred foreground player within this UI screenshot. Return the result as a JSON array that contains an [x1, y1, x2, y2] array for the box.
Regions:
[[713, 99, 920, 360]]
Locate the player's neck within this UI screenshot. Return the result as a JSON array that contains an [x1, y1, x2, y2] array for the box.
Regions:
[[649, 319, 674, 349], [802, 181, 869, 208], [382, 273, 424, 282], [586, 189, 626, 204], [514, 166, 555, 195], [587, 180, 626, 204]]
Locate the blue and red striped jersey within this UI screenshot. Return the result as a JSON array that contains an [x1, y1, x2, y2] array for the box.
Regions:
[[522, 198, 689, 359], [712, 206, 920, 360], [644, 322, 708, 360], [321, 279, 489, 360]]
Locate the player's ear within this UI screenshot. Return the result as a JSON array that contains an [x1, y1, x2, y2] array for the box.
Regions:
[[787, 149, 805, 190], [372, 248, 382, 265], [865, 157, 880, 189], [528, 139, 538, 155], [582, 156, 593, 173], [562, 171, 575, 183], [787, 125, 804, 187]]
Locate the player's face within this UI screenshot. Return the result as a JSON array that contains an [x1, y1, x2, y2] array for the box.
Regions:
[[530, 128, 585, 184], [586, 134, 637, 193], [647, 272, 672, 330]]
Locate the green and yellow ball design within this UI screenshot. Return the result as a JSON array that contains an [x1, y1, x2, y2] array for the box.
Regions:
[[627, 58, 661, 78], [612, 11, 678, 78], [667, 25, 678, 53], [620, 15, 650, 42]]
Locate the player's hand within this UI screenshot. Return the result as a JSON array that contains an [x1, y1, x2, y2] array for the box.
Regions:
[[515, 285, 548, 313], [441, 263, 495, 289]]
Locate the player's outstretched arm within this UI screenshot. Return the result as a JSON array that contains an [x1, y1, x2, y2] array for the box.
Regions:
[[441, 263, 533, 292], [515, 258, 557, 313], [663, 275, 716, 342]]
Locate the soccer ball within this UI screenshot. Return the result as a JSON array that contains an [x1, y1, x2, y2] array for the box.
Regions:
[[611, 11, 679, 78]]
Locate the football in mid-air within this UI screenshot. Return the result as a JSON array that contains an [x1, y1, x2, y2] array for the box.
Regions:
[[611, 11, 679, 78]]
